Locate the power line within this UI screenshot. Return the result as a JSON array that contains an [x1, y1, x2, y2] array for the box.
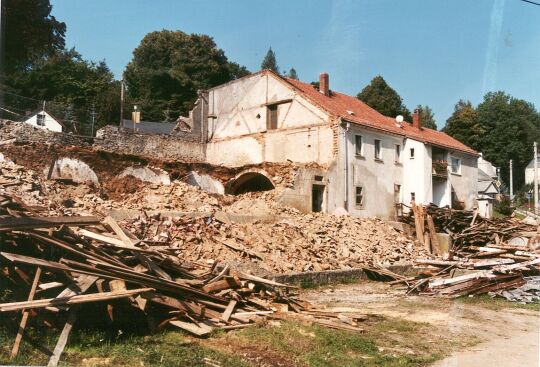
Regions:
[[518, 0, 540, 6]]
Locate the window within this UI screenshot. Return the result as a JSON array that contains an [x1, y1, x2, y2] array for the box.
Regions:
[[266, 105, 278, 130], [355, 186, 364, 207], [410, 148, 415, 159], [36, 113, 45, 126], [450, 157, 461, 174], [374, 139, 382, 160], [395, 144, 401, 163], [410, 192, 416, 203], [394, 184, 401, 204], [355, 135, 363, 156]]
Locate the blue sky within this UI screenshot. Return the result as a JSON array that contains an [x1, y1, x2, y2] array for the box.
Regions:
[[50, 0, 540, 128]]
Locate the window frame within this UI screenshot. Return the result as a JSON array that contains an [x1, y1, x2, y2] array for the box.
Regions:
[[355, 135, 364, 157], [450, 156, 462, 175], [36, 113, 46, 126], [266, 104, 278, 130], [355, 186, 365, 208], [374, 139, 382, 161], [395, 144, 401, 163], [410, 192, 416, 203], [410, 148, 415, 159]]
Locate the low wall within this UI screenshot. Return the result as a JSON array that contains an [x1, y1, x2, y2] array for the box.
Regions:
[[96, 126, 206, 162]]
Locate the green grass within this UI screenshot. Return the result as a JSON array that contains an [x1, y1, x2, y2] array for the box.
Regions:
[[223, 318, 449, 367], [0, 326, 248, 367], [455, 294, 540, 311]]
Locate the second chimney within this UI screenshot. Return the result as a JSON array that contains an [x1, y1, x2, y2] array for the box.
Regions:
[[320, 73, 329, 96], [412, 109, 422, 129]]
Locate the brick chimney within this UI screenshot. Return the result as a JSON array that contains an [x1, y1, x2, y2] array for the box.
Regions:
[[319, 73, 329, 96], [412, 109, 422, 129]]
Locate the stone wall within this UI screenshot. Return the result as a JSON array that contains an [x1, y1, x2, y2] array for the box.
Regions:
[[95, 126, 206, 162], [0, 120, 94, 147]]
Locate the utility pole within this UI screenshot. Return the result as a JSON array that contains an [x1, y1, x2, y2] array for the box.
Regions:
[[90, 104, 97, 137], [534, 141, 538, 214], [509, 159, 513, 201], [119, 78, 124, 127]]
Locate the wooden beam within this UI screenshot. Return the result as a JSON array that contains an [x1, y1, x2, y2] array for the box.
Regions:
[[0, 288, 153, 312], [47, 309, 77, 367], [0, 216, 100, 231], [10, 267, 42, 359]]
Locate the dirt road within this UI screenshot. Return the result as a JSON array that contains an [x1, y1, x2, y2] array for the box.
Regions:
[[303, 281, 539, 367]]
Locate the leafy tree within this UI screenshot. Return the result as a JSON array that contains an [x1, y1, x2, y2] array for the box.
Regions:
[[475, 92, 540, 189], [261, 47, 279, 73], [7, 49, 118, 133], [125, 30, 249, 121], [416, 104, 437, 130], [227, 62, 251, 80], [287, 68, 299, 80], [357, 76, 411, 121], [444, 93, 540, 188], [1, 0, 66, 72]]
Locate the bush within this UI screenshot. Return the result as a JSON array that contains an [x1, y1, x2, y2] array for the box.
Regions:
[[495, 196, 514, 216]]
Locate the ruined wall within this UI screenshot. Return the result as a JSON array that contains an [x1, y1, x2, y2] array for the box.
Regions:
[[96, 126, 206, 162], [449, 151, 478, 210]]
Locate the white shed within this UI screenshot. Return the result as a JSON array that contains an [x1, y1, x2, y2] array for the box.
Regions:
[[23, 110, 63, 132]]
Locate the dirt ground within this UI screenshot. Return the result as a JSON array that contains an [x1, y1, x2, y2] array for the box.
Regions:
[[303, 281, 540, 367]]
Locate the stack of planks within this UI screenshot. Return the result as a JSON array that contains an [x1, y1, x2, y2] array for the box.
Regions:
[[0, 193, 362, 366]]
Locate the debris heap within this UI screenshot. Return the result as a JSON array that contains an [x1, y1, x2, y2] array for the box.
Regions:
[[396, 204, 539, 300]]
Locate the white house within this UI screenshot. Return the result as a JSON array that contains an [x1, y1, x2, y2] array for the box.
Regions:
[[181, 70, 479, 219], [23, 110, 63, 132], [525, 155, 539, 185]]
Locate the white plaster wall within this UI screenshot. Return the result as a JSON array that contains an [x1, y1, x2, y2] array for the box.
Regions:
[[24, 111, 62, 132], [526, 168, 534, 185], [208, 73, 329, 140], [206, 137, 263, 167], [330, 124, 405, 219], [449, 152, 478, 209], [402, 139, 431, 206]]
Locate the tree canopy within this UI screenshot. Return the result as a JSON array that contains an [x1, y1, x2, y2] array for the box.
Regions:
[[287, 68, 299, 80], [357, 76, 412, 121], [261, 47, 279, 73], [415, 104, 437, 130], [443, 93, 540, 189], [1, 0, 66, 72], [125, 30, 250, 121]]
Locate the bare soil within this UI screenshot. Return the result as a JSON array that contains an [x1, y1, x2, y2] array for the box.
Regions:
[[303, 281, 539, 366]]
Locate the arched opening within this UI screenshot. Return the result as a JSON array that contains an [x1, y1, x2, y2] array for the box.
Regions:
[[226, 171, 275, 195]]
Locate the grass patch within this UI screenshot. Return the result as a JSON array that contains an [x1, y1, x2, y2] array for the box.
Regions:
[[222, 318, 448, 367], [455, 294, 540, 311], [0, 326, 248, 367]]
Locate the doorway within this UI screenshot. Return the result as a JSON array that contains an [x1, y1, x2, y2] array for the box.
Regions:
[[312, 184, 325, 212]]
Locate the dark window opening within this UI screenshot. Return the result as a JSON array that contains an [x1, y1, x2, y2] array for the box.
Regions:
[[312, 184, 325, 212], [355, 135, 363, 156], [374, 139, 382, 160], [410, 148, 415, 158], [314, 175, 323, 181], [411, 192, 416, 203], [267, 105, 278, 130]]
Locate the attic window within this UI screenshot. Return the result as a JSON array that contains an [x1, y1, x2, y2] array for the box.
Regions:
[[36, 113, 45, 126], [267, 105, 278, 130], [346, 110, 354, 115]]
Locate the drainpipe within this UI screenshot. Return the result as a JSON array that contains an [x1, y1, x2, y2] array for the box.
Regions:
[[341, 120, 350, 211]]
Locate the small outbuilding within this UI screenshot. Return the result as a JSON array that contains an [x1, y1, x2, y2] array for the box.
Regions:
[[23, 109, 63, 132]]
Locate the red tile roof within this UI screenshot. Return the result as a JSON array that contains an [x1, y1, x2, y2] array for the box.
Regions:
[[273, 71, 477, 155]]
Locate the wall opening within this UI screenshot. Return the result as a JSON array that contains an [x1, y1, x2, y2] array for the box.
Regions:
[[226, 172, 275, 195], [312, 184, 325, 212]]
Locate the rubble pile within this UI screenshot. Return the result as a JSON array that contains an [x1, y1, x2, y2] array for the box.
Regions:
[[124, 211, 419, 274], [0, 190, 367, 365], [394, 204, 539, 300]]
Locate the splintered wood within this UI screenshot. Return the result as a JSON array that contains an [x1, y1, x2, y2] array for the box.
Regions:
[[399, 204, 539, 297], [0, 191, 363, 365]]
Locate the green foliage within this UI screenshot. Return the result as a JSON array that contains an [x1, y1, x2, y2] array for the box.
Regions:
[[444, 93, 540, 188], [125, 30, 249, 121], [357, 76, 412, 121], [5, 49, 119, 133], [1, 0, 66, 72], [494, 195, 514, 216], [287, 68, 299, 80], [416, 104, 437, 130], [261, 47, 279, 73]]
